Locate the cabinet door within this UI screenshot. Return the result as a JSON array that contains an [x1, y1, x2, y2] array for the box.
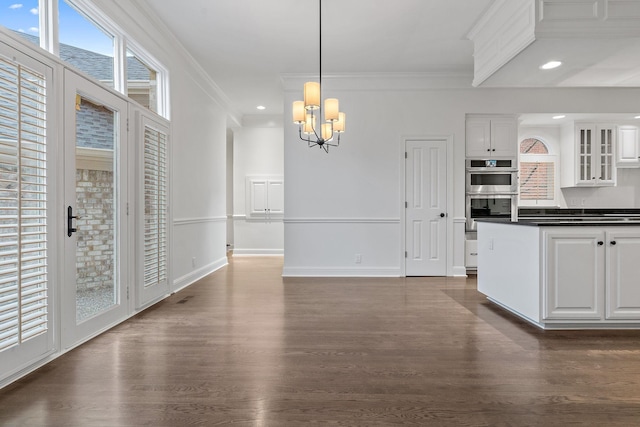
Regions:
[[267, 179, 284, 217], [616, 126, 640, 168], [247, 179, 268, 217], [606, 229, 640, 319], [596, 125, 615, 185], [490, 118, 517, 157], [576, 125, 596, 185], [466, 119, 491, 157], [544, 229, 605, 320]]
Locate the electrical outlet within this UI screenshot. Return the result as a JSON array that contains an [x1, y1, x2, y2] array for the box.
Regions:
[[192, 257, 196, 267], [355, 254, 362, 264]]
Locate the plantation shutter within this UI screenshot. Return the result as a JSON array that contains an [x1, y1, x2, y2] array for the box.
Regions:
[[520, 159, 555, 201], [0, 56, 48, 352], [143, 125, 167, 288]]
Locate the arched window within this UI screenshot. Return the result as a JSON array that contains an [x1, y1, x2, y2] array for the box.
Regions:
[[519, 138, 558, 206]]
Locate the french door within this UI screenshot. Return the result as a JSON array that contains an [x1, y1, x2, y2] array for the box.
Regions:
[[405, 139, 447, 276], [0, 43, 55, 380], [62, 70, 129, 349]]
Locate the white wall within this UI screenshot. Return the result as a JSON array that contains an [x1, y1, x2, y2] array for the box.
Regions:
[[283, 76, 640, 277], [92, 1, 230, 289], [233, 117, 284, 255]]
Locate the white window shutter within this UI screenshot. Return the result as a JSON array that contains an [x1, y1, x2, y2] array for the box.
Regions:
[[0, 57, 48, 352]]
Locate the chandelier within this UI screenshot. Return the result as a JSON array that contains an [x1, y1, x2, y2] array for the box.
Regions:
[[292, 0, 346, 153]]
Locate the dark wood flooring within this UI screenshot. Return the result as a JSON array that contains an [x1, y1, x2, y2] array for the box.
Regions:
[[2, 256, 640, 426]]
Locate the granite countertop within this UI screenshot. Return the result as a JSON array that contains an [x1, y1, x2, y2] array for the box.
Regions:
[[509, 207, 640, 226], [477, 218, 640, 227]]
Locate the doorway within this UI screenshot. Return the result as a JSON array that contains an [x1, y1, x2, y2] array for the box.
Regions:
[[405, 139, 447, 276]]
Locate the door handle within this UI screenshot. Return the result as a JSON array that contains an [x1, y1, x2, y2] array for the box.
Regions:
[[610, 241, 617, 246], [597, 241, 604, 246], [440, 213, 446, 218], [67, 206, 78, 237]]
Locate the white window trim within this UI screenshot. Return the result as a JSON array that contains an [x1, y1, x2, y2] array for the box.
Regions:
[[35, 0, 170, 119]]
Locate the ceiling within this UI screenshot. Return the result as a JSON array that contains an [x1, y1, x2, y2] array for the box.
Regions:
[[139, 0, 640, 120], [139, 0, 493, 117]]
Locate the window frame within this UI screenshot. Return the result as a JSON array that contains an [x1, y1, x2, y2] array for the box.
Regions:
[[518, 137, 559, 207], [26, 0, 169, 119]]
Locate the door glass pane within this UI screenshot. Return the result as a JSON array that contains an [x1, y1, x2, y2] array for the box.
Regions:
[[0, 1, 40, 46], [74, 95, 117, 322]]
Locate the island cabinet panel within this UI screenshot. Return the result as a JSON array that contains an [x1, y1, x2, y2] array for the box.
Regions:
[[606, 230, 640, 319], [543, 229, 605, 320]]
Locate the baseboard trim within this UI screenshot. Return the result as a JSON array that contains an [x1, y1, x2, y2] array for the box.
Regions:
[[233, 249, 284, 256], [282, 267, 402, 277], [172, 256, 228, 292]]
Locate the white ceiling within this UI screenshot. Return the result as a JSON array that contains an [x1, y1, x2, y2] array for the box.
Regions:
[[139, 0, 640, 119], [140, 0, 493, 116]]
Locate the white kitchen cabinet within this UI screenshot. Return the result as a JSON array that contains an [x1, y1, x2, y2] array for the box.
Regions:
[[616, 126, 640, 168], [566, 123, 616, 187], [606, 229, 640, 319], [245, 176, 284, 220], [544, 227, 640, 321], [465, 239, 478, 268], [543, 229, 605, 320], [478, 221, 640, 329], [466, 116, 517, 158]]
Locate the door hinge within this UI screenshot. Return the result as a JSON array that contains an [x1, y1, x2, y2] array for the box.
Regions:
[[405, 201, 408, 208], [126, 202, 129, 216], [127, 287, 129, 300], [405, 152, 407, 159], [405, 251, 408, 258], [126, 118, 129, 132]]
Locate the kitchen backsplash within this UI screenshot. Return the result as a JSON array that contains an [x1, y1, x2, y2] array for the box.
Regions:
[[560, 168, 640, 208]]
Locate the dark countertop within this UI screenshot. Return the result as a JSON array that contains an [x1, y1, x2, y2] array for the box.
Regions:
[[518, 208, 640, 218], [477, 218, 640, 227]]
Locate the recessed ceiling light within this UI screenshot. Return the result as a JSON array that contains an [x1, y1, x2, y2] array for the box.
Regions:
[[256, 105, 266, 110], [552, 115, 566, 120], [540, 61, 562, 70], [635, 115, 640, 119]]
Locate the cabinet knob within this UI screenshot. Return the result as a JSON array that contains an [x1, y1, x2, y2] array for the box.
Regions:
[[492, 149, 496, 152], [486, 149, 490, 152], [611, 241, 617, 246], [597, 241, 604, 246]]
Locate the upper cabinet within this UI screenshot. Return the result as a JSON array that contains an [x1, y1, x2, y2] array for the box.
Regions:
[[561, 123, 616, 187], [245, 176, 284, 220], [466, 116, 517, 158], [616, 126, 640, 168]]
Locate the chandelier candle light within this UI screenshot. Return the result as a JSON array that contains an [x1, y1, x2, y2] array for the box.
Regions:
[[292, 0, 346, 153]]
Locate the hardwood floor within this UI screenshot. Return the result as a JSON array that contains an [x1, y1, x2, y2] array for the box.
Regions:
[[2, 256, 640, 426]]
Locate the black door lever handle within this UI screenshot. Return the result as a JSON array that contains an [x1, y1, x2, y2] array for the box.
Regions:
[[67, 206, 78, 237]]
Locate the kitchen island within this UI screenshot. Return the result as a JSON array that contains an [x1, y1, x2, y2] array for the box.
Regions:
[[477, 219, 640, 329]]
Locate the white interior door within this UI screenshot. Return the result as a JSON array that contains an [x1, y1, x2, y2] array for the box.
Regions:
[[405, 139, 447, 276], [62, 70, 129, 349]]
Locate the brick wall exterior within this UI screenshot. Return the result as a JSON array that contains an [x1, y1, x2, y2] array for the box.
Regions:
[[75, 168, 114, 292]]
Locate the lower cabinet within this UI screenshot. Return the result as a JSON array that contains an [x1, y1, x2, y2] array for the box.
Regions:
[[543, 227, 640, 321], [606, 229, 640, 319], [465, 239, 478, 269]]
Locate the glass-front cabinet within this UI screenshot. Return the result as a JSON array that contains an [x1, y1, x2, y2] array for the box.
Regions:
[[572, 123, 616, 187]]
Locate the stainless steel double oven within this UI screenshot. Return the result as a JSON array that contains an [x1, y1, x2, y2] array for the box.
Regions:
[[466, 159, 518, 230]]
